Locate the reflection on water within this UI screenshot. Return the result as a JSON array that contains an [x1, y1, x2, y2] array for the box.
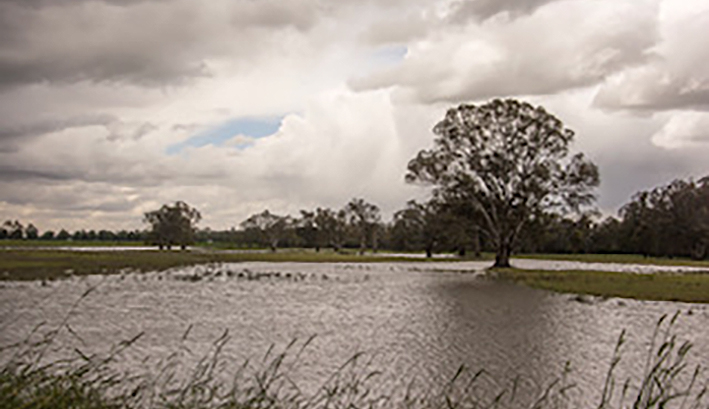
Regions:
[[1, 262, 707, 407]]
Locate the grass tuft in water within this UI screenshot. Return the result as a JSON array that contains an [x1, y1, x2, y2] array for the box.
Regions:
[[0, 312, 707, 409]]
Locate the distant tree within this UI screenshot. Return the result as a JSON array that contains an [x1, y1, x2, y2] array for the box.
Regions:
[[313, 207, 347, 251], [40, 230, 55, 240], [589, 216, 623, 254], [407, 99, 599, 267], [391, 201, 428, 253], [433, 196, 484, 257], [98, 230, 116, 241], [144, 201, 202, 250], [116, 230, 129, 241], [4, 220, 24, 240], [56, 229, 71, 240], [619, 177, 709, 259], [72, 230, 87, 241], [391, 199, 465, 257], [240, 210, 292, 252], [25, 223, 39, 240], [345, 198, 381, 254], [619, 191, 659, 257], [295, 210, 320, 250]]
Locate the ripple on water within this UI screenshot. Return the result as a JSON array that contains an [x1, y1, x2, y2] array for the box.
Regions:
[[1, 261, 707, 407]]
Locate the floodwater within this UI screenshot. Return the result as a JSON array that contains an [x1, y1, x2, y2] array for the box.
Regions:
[[1, 261, 707, 407]]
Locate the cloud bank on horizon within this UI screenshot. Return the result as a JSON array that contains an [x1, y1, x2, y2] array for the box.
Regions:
[[0, 0, 708, 231]]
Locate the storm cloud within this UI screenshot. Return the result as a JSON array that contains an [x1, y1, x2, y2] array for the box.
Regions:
[[0, 0, 707, 231]]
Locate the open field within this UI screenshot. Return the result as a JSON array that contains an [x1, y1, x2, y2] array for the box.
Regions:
[[3, 240, 708, 266], [0, 239, 144, 248], [491, 268, 709, 303], [3, 247, 709, 302], [0, 249, 445, 281]]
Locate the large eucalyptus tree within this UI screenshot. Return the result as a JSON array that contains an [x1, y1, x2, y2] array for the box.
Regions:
[[144, 201, 201, 250], [406, 99, 599, 267]]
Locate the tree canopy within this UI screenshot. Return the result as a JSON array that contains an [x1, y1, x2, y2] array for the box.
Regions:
[[345, 198, 381, 254], [406, 99, 599, 267], [240, 210, 292, 252], [144, 201, 201, 250], [619, 176, 709, 259]]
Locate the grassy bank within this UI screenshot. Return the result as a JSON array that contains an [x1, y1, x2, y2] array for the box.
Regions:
[[491, 268, 709, 303], [0, 248, 445, 281], [515, 253, 709, 268]]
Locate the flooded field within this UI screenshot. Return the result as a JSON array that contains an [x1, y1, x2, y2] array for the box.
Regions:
[[1, 261, 707, 407]]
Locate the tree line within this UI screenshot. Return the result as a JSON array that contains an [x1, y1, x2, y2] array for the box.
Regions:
[[3, 99, 707, 261], [0, 220, 146, 242], [3, 173, 707, 260]]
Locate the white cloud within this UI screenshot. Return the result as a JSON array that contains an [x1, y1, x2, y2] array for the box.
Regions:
[[651, 112, 709, 149], [352, 0, 658, 103], [594, 1, 709, 111]]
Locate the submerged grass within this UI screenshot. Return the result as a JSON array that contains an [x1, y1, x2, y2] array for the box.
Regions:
[[0, 249, 453, 281], [3, 247, 709, 303], [0, 309, 706, 409], [490, 268, 709, 303]]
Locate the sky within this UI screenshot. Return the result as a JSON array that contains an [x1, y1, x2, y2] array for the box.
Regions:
[[1, 0, 708, 232]]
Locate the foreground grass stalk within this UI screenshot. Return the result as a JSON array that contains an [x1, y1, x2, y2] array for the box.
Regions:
[[1, 313, 707, 409]]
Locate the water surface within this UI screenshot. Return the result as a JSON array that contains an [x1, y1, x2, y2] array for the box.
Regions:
[[1, 261, 707, 406]]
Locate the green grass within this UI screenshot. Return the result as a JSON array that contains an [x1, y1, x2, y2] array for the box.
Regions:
[[515, 253, 709, 268], [0, 248, 456, 281], [491, 268, 709, 303], [0, 239, 143, 248], [4, 247, 709, 303]]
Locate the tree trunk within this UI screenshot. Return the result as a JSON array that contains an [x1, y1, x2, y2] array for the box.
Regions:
[[494, 243, 511, 268], [472, 227, 481, 258], [425, 245, 433, 258]]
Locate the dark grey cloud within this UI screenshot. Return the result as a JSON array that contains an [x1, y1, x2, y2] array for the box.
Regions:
[[0, 114, 116, 153], [106, 122, 158, 141], [0, 180, 141, 215], [0, 166, 74, 182], [0, 114, 116, 141], [231, 1, 318, 31], [0, 0, 166, 7], [0, 0, 319, 91], [0, 2, 210, 90], [448, 0, 563, 22]]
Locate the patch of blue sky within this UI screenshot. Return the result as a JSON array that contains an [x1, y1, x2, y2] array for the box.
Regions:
[[167, 116, 284, 155], [371, 45, 408, 66]]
